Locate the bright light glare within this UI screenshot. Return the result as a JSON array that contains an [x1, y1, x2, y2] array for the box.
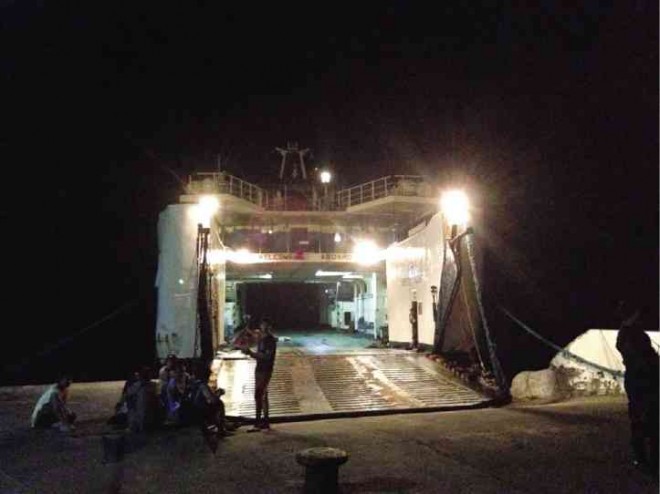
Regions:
[[228, 249, 261, 264], [257, 273, 272, 279], [315, 270, 352, 277], [320, 170, 332, 184], [207, 249, 228, 265], [334, 232, 342, 243], [342, 274, 363, 279], [352, 240, 384, 265], [191, 195, 220, 227], [440, 190, 470, 225]]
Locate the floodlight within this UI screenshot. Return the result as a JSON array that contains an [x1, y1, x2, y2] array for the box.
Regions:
[[195, 195, 220, 227], [352, 239, 383, 266], [440, 190, 470, 225]]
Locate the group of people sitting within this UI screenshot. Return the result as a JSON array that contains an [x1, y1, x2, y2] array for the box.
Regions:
[[31, 358, 232, 438], [30, 317, 278, 437], [109, 357, 232, 436], [155, 356, 232, 435]]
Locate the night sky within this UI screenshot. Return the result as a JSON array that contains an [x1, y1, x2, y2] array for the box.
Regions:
[[2, 2, 657, 383]]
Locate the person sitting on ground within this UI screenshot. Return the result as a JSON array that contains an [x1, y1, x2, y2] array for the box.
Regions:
[[125, 366, 158, 434], [31, 376, 77, 432], [107, 369, 140, 428], [158, 354, 178, 397], [158, 353, 179, 409], [165, 362, 190, 425], [187, 363, 232, 435]]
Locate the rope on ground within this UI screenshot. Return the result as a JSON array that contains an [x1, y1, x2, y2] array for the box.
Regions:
[[499, 306, 624, 378]]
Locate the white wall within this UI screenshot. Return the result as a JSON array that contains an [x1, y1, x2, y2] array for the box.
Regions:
[[155, 204, 199, 359], [385, 213, 445, 346]]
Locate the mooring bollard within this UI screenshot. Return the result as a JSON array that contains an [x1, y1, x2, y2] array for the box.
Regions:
[[295, 447, 349, 494], [102, 433, 126, 463]]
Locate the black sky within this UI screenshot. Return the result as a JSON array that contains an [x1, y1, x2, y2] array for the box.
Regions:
[[1, 2, 657, 382]]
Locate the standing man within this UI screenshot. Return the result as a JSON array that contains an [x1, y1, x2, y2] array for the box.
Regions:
[[616, 307, 659, 474], [409, 302, 419, 350], [242, 317, 277, 431]]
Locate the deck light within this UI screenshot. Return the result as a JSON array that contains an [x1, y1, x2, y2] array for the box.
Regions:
[[196, 195, 220, 227], [440, 190, 470, 226], [334, 232, 342, 243], [320, 170, 332, 184], [352, 239, 383, 265], [228, 249, 260, 264], [315, 270, 351, 277]]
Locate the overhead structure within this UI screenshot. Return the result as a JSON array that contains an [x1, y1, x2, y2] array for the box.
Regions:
[[276, 142, 310, 180]]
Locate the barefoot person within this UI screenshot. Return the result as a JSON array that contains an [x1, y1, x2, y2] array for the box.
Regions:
[[241, 317, 277, 431]]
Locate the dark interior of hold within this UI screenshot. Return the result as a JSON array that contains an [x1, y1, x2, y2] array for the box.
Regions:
[[243, 283, 322, 330]]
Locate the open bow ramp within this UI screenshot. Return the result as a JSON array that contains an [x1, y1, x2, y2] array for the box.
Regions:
[[216, 348, 494, 420]]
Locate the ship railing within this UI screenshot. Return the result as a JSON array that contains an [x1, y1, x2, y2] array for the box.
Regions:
[[335, 175, 431, 209], [187, 173, 432, 210], [186, 172, 264, 206]]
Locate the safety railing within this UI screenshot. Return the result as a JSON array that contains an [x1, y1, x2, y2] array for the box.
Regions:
[[186, 173, 432, 211], [186, 172, 264, 206], [335, 175, 431, 209]]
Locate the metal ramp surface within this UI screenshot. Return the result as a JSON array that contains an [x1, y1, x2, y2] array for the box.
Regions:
[[216, 352, 492, 419]]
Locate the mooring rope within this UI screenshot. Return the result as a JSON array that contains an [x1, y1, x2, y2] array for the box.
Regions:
[[499, 306, 624, 378], [465, 234, 507, 390]]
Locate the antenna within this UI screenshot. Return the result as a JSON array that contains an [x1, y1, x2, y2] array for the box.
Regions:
[[276, 146, 287, 180], [275, 142, 311, 180]]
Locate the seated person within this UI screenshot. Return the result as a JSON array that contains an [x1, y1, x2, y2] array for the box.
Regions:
[[107, 370, 140, 427], [158, 354, 178, 405], [165, 364, 190, 425], [125, 366, 158, 434], [187, 364, 231, 435], [31, 376, 76, 432]]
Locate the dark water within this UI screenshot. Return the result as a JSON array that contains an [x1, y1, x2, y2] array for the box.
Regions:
[[1, 305, 157, 386]]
